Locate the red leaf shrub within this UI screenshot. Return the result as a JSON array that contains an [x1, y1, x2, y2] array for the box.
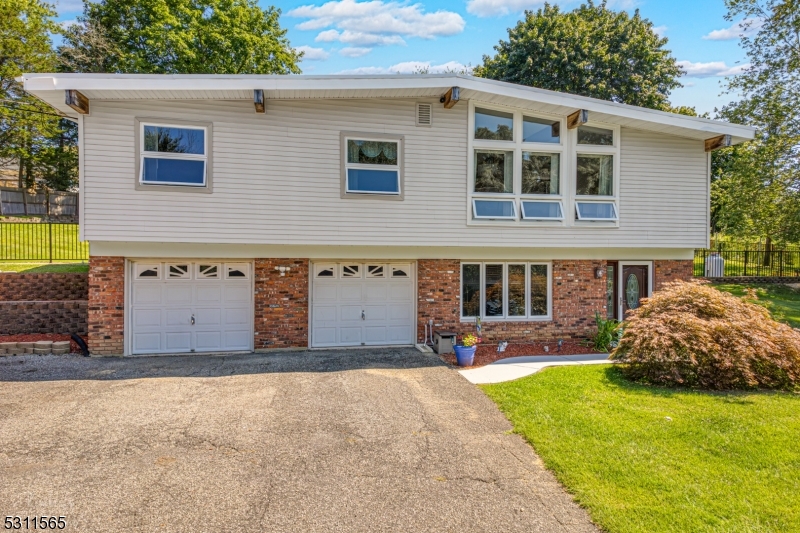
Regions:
[[611, 281, 800, 390]]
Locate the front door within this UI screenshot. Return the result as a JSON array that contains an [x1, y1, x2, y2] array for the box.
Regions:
[[621, 264, 648, 317]]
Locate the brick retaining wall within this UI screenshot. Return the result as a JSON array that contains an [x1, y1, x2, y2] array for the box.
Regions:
[[0, 272, 88, 335]]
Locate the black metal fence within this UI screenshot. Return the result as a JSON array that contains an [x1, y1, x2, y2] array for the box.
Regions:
[[694, 248, 800, 278], [0, 223, 88, 262]]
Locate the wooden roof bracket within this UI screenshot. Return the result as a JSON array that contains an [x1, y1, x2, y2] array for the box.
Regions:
[[65, 90, 89, 115], [440, 87, 460, 109], [254, 89, 265, 113], [705, 134, 732, 152], [567, 109, 589, 129]]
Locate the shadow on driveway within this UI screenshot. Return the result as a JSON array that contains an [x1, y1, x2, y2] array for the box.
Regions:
[[0, 348, 444, 382]]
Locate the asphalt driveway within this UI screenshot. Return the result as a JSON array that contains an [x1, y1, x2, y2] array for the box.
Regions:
[[0, 349, 597, 532]]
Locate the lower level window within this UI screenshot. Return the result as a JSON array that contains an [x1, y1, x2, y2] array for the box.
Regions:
[[461, 262, 551, 320]]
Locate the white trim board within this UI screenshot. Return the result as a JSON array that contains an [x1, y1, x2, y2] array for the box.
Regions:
[[90, 242, 696, 261]]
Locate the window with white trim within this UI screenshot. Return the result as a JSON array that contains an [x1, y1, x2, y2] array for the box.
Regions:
[[574, 124, 619, 222], [461, 262, 551, 320], [344, 137, 401, 195], [471, 105, 564, 223], [140, 123, 207, 187]]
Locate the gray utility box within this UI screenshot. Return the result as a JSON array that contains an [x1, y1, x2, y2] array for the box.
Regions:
[[433, 331, 457, 354]]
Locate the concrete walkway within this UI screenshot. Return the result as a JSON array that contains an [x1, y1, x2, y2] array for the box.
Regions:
[[459, 354, 612, 384]]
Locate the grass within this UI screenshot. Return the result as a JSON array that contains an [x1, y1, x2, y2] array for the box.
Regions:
[[713, 283, 800, 329], [482, 365, 800, 533], [0, 262, 88, 273], [0, 222, 87, 262]]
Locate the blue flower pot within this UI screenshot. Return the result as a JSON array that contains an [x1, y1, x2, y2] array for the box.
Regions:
[[454, 345, 476, 367]]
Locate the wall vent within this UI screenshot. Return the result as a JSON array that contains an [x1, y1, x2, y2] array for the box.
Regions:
[[416, 103, 432, 126]]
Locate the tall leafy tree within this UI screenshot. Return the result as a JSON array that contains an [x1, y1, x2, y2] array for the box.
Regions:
[[474, 1, 683, 110], [59, 0, 302, 74], [0, 0, 77, 190], [712, 0, 800, 244]]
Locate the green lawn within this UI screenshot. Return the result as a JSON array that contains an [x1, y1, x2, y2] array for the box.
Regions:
[[482, 365, 800, 533], [713, 283, 800, 329], [0, 223, 87, 262], [0, 262, 88, 273]]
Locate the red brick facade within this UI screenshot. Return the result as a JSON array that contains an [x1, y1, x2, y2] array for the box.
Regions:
[[254, 259, 309, 350], [78, 256, 694, 356], [417, 260, 608, 343], [87, 256, 125, 356], [653, 260, 694, 290]]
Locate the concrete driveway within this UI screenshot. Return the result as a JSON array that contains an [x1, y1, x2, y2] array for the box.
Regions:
[[0, 349, 597, 533]]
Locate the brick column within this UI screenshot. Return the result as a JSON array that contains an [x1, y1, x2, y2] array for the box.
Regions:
[[417, 259, 461, 343], [653, 260, 694, 291], [87, 256, 125, 356], [254, 259, 309, 350]]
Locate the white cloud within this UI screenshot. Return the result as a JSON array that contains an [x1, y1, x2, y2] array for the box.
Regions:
[[289, 0, 464, 48], [296, 45, 330, 60], [652, 25, 667, 37], [58, 19, 78, 29], [340, 47, 372, 57], [339, 60, 471, 74], [703, 18, 762, 40], [55, 0, 84, 14], [678, 60, 749, 78], [466, 0, 546, 18], [316, 29, 405, 46]]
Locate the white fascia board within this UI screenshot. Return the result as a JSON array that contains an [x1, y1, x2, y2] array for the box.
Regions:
[[22, 72, 756, 141]]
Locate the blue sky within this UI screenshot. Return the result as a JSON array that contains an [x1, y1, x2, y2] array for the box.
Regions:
[[53, 0, 755, 116]]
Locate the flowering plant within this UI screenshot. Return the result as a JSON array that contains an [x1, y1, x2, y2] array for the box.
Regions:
[[460, 334, 481, 347]]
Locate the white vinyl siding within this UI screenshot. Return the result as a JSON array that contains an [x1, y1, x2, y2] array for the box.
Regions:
[[81, 99, 709, 249]]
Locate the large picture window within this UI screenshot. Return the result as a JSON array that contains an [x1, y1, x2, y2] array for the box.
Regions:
[[461, 262, 551, 320], [139, 122, 208, 187], [470, 104, 565, 223]]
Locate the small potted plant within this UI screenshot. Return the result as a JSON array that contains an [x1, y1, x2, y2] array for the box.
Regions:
[[454, 333, 480, 366]]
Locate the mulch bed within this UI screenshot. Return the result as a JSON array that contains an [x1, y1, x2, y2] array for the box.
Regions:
[[438, 340, 608, 369], [0, 334, 84, 354]]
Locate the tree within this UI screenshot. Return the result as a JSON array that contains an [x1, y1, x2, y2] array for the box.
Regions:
[[0, 0, 76, 190], [59, 0, 302, 74], [711, 0, 800, 244], [474, 1, 683, 110]]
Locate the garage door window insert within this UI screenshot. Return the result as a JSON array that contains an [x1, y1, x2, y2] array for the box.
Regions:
[[141, 123, 207, 186], [345, 138, 401, 195]]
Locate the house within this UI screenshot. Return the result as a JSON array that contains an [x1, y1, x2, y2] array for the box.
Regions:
[[22, 73, 755, 356]]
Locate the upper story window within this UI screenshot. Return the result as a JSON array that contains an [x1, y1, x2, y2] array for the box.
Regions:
[[475, 108, 513, 141], [139, 123, 208, 187], [341, 134, 403, 198], [470, 104, 565, 223], [574, 123, 619, 222]]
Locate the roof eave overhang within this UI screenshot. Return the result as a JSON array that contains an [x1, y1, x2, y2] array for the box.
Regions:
[[21, 73, 756, 143]]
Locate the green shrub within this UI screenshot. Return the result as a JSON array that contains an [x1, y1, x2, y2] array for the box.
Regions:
[[611, 281, 800, 390], [586, 312, 621, 353]]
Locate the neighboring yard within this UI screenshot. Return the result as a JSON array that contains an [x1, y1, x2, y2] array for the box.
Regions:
[[483, 365, 800, 533], [0, 222, 87, 262], [0, 262, 88, 273], [713, 283, 800, 329]]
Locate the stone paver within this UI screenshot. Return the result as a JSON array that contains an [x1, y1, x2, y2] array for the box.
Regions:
[[0, 349, 598, 533], [459, 354, 613, 384]]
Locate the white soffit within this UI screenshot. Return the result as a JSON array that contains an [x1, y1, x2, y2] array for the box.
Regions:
[[21, 73, 755, 143]]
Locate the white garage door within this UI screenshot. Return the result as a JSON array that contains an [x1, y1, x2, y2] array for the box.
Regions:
[[129, 261, 253, 355], [311, 262, 415, 348]]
